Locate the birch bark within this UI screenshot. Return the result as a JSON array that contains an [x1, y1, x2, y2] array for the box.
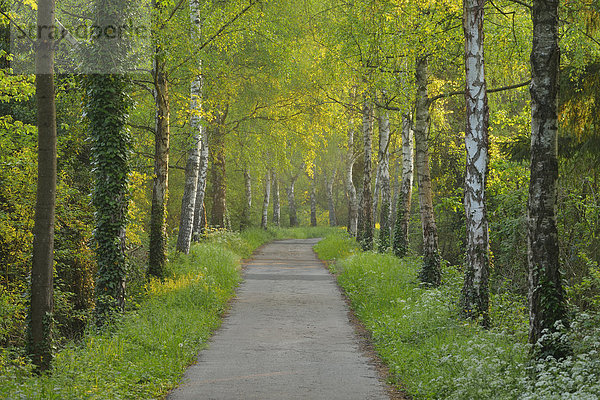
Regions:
[[393, 114, 414, 258], [377, 101, 391, 252], [357, 96, 374, 250], [414, 57, 441, 285], [287, 175, 299, 227], [272, 169, 280, 226], [240, 170, 252, 229], [176, 0, 204, 253], [261, 169, 271, 229], [192, 130, 209, 239], [460, 0, 490, 323], [528, 0, 569, 358], [346, 120, 358, 236]]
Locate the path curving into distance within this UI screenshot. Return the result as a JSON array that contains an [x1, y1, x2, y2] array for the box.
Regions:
[[167, 238, 389, 400]]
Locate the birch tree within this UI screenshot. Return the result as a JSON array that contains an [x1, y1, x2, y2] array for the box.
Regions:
[[28, 0, 56, 370], [528, 0, 570, 358], [357, 96, 374, 250], [345, 108, 359, 236], [460, 0, 490, 323], [261, 168, 271, 229], [393, 114, 414, 258], [377, 100, 392, 252], [326, 169, 337, 226], [192, 131, 209, 239], [272, 169, 281, 226]]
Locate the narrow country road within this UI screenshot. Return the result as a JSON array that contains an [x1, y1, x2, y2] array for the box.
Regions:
[[167, 238, 389, 400]]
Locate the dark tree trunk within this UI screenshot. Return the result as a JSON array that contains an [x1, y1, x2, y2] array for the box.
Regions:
[[287, 176, 299, 227], [28, 0, 57, 370], [148, 12, 170, 277], [414, 57, 441, 286], [357, 96, 374, 250], [460, 0, 490, 324], [393, 115, 414, 258], [528, 0, 570, 359]]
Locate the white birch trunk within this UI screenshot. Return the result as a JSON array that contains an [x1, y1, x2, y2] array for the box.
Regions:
[[326, 170, 337, 226], [192, 130, 209, 238], [461, 0, 490, 323], [346, 120, 359, 236], [393, 114, 414, 258], [261, 168, 271, 229], [272, 169, 280, 227], [377, 100, 391, 251], [357, 96, 374, 250], [176, 0, 203, 253]]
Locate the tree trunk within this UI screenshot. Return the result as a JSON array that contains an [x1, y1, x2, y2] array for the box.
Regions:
[[192, 129, 209, 239], [28, 0, 56, 370], [393, 114, 414, 258], [414, 57, 441, 285], [272, 169, 280, 227], [528, 0, 569, 359], [357, 96, 374, 250], [310, 172, 317, 227], [177, 0, 204, 253], [176, 135, 201, 253], [461, 0, 490, 324], [261, 168, 271, 229], [377, 100, 391, 252], [210, 108, 228, 228], [346, 120, 358, 236], [148, 7, 170, 278], [326, 170, 337, 226], [240, 169, 252, 229], [287, 176, 299, 227]]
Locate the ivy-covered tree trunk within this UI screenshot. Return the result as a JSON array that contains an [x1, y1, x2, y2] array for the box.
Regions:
[[261, 168, 271, 229], [88, 75, 130, 320], [192, 130, 209, 239], [326, 170, 337, 226], [287, 175, 299, 227], [393, 114, 414, 258], [357, 96, 374, 250], [528, 0, 569, 359], [346, 120, 358, 236], [310, 172, 317, 227], [210, 108, 228, 228], [148, 0, 170, 278], [272, 169, 280, 226], [377, 101, 391, 252], [28, 0, 56, 370], [461, 0, 490, 323], [414, 57, 441, 285], [240, 170, 252, 230]]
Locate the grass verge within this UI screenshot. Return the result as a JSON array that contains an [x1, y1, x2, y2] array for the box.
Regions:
[[0, 226, 338, 399], [315, 232, 600, 399]]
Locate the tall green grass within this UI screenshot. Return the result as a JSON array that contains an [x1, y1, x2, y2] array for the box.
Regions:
[[0, 226, 341, 399], [315, 232, 600, 399]]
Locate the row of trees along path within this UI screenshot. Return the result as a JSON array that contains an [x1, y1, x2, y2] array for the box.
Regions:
[[22, 0, 572, 374]]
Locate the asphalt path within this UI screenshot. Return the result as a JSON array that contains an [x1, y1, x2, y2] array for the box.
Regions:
[[167, 238, 389, 400]]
